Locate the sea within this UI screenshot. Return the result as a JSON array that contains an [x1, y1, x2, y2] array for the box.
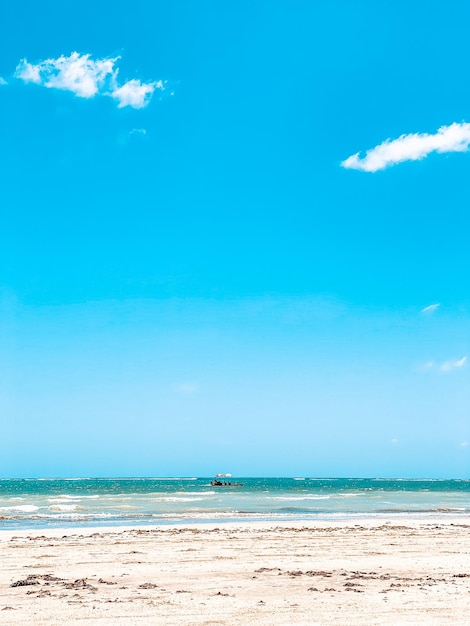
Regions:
[[0, 477, 468, 531]]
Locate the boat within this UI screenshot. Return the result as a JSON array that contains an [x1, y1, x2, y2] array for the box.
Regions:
[[210, 473, 243, 487]]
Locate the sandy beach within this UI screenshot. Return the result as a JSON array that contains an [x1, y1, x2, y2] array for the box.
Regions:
[[1, 519, 469, 625]]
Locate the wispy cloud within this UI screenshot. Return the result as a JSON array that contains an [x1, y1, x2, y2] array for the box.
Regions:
[[459, 441, 469, 448], [341, 122, 470, 172], [130, 128, 147, 136], [440, 356, 467, 372], [421, 303, 440, 314], [421, 356, 467, 372], [14, 52, 166, 109], [0, 77, 7, 86]]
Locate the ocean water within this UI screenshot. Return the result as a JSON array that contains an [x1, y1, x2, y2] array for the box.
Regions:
[[0, 477, 468, 531]]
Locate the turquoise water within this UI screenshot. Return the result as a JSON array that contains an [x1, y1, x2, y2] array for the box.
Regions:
[[0, 477, 468, 530]]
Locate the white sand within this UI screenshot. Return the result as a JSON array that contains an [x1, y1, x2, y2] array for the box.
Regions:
[[1, 519, 469, 625]]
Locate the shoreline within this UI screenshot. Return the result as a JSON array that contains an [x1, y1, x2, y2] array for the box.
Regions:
[[1, 517, 469, 624], [1, 511, 469, 540], [1, 512, 470, 540]]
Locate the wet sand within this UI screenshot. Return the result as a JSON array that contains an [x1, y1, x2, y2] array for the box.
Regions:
[[1, 519, 469, 625]]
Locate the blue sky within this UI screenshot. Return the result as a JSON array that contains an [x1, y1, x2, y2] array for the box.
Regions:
[[1, 1, 469, 478]]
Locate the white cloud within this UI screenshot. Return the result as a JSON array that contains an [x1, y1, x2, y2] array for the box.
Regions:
[[112, 79, 165, 109], [440, 356, 467, 372], [0, 77, 7, 86], [341, 122, 470, 172], [15, 52, 117, 97], [459, 441, 469, 448], [15, 61, 41, 84], [421, 303, 440, 314], [390, 438, 399, 445], [130, 128, 147, 135], [15, 52, 163, 109]]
